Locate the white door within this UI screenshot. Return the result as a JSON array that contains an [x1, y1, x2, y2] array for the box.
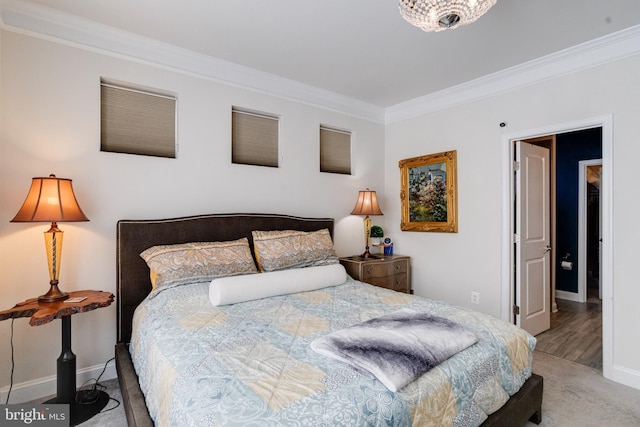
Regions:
[[515, 141, 551, 336]]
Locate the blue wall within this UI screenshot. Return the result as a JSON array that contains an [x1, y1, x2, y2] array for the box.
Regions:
[[555, 127, 602, 293]]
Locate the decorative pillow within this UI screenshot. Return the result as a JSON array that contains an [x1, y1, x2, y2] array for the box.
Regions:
[[210, 264, 347, 306], [252, 228, 338, 272], [140, 238, 258, 290]]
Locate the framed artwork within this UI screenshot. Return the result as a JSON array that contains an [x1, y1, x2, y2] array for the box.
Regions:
[[399, 150, 458, 233]]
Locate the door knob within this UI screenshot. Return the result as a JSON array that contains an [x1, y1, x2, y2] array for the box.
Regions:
[[544, 245, 552, 253]]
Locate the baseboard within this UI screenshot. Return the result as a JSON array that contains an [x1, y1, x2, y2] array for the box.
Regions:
[[0, 360, 116, 404], [610, 364, 640, 391], [555, 290, 581, 302]]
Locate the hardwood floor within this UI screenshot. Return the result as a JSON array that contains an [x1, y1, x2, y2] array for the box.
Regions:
[[534, 288, 602, 371]]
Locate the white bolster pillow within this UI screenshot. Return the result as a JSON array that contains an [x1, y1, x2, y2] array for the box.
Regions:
[[209, 263, 347, 306]]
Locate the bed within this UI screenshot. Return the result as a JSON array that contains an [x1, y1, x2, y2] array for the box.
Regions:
[[114, 213, 542, 427]]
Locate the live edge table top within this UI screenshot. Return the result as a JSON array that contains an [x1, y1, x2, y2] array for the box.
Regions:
[[0, 290, 114, 326]]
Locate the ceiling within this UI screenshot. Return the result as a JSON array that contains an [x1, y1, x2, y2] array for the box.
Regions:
[[6, 0, 640, 108]]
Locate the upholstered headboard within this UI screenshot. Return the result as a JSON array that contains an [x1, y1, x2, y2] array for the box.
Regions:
[[116, 213, 334, 343]]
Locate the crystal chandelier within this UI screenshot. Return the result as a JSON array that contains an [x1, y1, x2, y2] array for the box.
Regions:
[[399, 0, 497, 32]]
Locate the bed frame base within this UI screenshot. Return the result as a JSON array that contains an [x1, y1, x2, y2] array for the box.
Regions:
[[115, 343, 153, 427], [481, 373, 543, 426]]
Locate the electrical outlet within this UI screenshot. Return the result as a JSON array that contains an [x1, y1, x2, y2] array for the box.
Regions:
[[471, 291, 480, 304]]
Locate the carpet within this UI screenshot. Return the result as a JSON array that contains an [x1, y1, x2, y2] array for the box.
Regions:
[[525, 351, 640, 427]]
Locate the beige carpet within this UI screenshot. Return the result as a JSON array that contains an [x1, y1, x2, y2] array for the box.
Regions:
[[80, 350, 640, 426], [527, 351, 640, 427]]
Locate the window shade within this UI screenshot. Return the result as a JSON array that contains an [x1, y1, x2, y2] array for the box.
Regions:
[[101, 81, 176, 158], [320, 126, 351, 174], [232, 108, 279, 167]]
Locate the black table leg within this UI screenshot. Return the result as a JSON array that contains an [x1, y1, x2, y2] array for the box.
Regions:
[[44, 316, 109, 426], [58, 316, 76, 404]]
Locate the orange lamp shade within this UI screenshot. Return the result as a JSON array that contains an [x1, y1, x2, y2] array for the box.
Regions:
[[351, 189, 383, 216], [11, 175, 89, 223]]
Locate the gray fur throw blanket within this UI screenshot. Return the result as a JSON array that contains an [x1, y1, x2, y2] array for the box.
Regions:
[[311, 308, 479, 392]]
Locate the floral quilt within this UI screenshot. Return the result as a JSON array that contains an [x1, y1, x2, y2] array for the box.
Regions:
[[130, 277, 535, 426]]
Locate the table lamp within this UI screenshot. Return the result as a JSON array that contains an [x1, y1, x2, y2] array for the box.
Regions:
[[351, 188, 383, 258], [11, 175, 89, 302]]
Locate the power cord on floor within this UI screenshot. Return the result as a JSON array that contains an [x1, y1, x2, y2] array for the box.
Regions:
[[75, 356, 114, 405], [100, 396, 122, 414], [4, 318, 15, 404], [74, 356, 121, 414]]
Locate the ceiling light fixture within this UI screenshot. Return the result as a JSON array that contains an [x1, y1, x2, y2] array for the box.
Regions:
[[398, 0, 497, 32]]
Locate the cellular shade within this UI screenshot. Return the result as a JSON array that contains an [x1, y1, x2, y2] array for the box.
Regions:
[[320, 126, 351, 174], [232, 107, 279, 167], [101, 81, 176, 158]]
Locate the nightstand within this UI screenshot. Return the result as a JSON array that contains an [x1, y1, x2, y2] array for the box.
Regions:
[[0, 290, 114, 426], [339, 255, 411, 293]]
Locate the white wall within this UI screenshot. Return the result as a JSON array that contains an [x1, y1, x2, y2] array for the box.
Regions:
[[0, 30, 384, 401], [385, 55, 640, 385]]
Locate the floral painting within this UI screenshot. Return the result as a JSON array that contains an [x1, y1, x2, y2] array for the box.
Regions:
[[399, 150, 458, 233]]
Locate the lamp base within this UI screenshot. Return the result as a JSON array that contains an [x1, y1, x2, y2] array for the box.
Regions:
[[39, 283, 69, 303], [360, 247, 381, 259]]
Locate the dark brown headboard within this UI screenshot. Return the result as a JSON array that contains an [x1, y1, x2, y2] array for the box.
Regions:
[[116, 213, 334, 343]]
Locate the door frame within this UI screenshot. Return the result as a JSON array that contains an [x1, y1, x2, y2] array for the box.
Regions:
[[577, 159, 602, 303], [501, 115, 613, 380]]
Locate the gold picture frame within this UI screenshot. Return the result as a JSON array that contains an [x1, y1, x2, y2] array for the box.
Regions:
[[399, 150, 458, 233]]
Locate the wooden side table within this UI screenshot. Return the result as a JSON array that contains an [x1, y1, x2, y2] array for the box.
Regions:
[[0, 290, 114, 426], [340, 255, 411, 293]]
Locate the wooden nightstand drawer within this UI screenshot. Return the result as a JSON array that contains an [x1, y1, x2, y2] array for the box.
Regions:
[[362, 259, 408, 279], [366, 272, 408, 292], [339, 255, 411, 294]]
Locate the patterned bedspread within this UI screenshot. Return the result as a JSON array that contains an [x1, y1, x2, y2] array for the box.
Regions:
[[130, 277, 535, 426]]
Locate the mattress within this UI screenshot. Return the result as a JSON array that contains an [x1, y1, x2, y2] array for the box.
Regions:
[[130, 277, 535, 426]]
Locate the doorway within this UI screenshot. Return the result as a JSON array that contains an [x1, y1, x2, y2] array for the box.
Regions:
[[501, 115, 613, 380], [533, 157, 603, 370]]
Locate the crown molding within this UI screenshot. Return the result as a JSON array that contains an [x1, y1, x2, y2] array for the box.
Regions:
[[385, 24, 640, 124], [0, 0, 385, 124], [2, 1, 639, 126]]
